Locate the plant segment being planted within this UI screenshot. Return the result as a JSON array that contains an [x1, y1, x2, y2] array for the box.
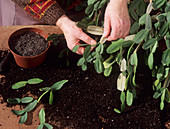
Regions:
[[7, 78, 68, 129]]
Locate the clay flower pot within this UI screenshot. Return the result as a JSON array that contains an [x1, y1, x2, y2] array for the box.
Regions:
[[8, 28, 50, 68]]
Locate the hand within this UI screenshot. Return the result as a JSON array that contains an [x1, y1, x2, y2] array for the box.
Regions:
[[103, 0, 131, 41], [56, 15, 96, 55]]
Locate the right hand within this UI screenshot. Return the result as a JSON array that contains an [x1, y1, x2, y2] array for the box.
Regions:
[[56, 15, 96, 55]]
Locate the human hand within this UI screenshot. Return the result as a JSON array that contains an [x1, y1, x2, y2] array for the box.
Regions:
[[103, 0, 131, 41], [56, 15, 96, 55]]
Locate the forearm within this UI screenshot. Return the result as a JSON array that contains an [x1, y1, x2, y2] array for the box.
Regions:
[[12, 0, 65, 25]]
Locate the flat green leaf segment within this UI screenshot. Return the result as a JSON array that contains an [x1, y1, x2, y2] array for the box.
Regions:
[[11, 78, 43, 89], [27, 78, 43, 84], [12, 81, 27, 89], [39, 108, 45, 124], [51, 80, 68, 91]]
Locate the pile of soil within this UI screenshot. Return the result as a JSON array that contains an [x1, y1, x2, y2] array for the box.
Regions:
[[0, 44, 169, 129], [11, 31, 48, 56]]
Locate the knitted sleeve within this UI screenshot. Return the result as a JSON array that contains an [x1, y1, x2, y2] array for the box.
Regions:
[[12, 0, 65, 25]]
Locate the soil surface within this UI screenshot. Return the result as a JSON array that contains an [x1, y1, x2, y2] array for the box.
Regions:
[[10, 31, 48, 56], [0, 43, 169, 129]]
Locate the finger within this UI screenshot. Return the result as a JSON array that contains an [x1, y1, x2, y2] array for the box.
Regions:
[[103, 17, 111, 38], [76, 46, 85, 55], [107, 24, 118, 41], [79, 33, 96, 45]]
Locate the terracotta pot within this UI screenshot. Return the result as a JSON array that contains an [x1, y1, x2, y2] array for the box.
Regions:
[[8, 28, 50, 68]]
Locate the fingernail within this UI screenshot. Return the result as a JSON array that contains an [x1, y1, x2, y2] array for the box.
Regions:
[[91, 40, 96, 44]]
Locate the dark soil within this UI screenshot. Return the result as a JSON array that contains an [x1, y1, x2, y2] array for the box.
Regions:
[[0, 43, 169, 129], [10, 31, 48, 56]]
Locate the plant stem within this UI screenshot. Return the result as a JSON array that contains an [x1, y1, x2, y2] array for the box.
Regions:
[[37, 90, 49, 103], [133, 41, 143, 53], [163, 73, 170, 88]]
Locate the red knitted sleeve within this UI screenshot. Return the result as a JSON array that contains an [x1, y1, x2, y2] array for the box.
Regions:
[[12, 0, 65, 25]]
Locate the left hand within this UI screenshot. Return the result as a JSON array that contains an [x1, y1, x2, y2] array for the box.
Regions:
[[103, 0, 131, 41]]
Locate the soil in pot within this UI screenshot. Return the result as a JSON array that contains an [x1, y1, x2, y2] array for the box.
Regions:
[[11, 31, 48, 56]]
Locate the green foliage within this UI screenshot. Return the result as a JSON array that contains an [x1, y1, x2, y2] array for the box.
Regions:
[[37, 108, 53, 129], [39, 80, 68, 105], [12, 78, 43, 89], [47, 0, 170, 112]]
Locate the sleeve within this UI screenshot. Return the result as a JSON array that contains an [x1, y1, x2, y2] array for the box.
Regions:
[[12, 0, 65, 25]]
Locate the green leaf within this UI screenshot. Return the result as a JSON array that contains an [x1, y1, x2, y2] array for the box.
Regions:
[[120, 92, 125, 103], [139, 14, 146, 25], [21, 97, 33, 104], [39, 108, 45, 124], [47, 34, 58, 41], [83, 46, 91, 59], [51, 80, 68, 91], [161, 89, 166, 102], [126, 90, 133, 106], [7, 98, 21, 104], [152, 0, 166, 10], [76, 21, 88, 30], [12, 110, 26, 115], [162, 49, 170, 66], [77, 57, 85, 66], [104, 66, 112, 77], [160, 101, 164, 110], [159, 22, 169, 37], [114, 108, 121, 114], [165, 88, 170, 103], [85, 4, 94, 15], [103, 55, 116, 69], [145, 14, 152, 30], [96, 43, 104, 55], [129, 9, 138, 20], [81, 63, 87, 71], [88, 0, 97, 5], [130, 22, 140, 34], [39, 87, 51, 91], [106, 39, 124, 54], [25, 100, 38, 112], [153, 88, 164, 99], [130, 53, 138, 66], [27, 78, 43, 84], [43, 123, 53, 129], [133, 29, 148, 44], [94, 1, 100, 11], [157, 14, 166, 23], [72, 46, 79, 52], [122, 41, 134, 48], [151, 41, 158, 53], [148, 53, 154, 69], [165, 3, 170, 12], [142, 38, 157, 50], [94, 59, 104, 74], [129, 0, 141, 10], [157, 65, 164, 80], [19, 112, 28, 124], [49, 90, 53, 105], [12, 81, 28, 90], [121, 103, 125, 112], [37, 124, 44, 129], [136, 0, 146, 16]]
